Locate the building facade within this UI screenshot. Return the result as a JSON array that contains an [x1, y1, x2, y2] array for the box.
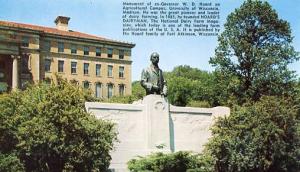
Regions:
[[0, 16, 135, 98]]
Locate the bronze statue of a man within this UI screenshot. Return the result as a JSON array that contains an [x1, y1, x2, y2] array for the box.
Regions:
[[141, 52, 167, 96]]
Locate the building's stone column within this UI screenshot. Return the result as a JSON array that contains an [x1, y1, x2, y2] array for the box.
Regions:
[[11, 55, 20, 90]]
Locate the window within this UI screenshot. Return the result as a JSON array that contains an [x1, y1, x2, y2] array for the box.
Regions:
[[21, 55, 29, 73], [84, 63, 89, 75], [119, 66, 124, 78], [96, 47, 101, 56], [119, 50, 124, 59], [96, 64, 101, 76], [71, 44, 77, 54], [44, 59, 51, 72], [119, 84, 125, 96], [71, 61, 77, 74], [22, 36, 29, 47], [108, 48, 113, 58], [95, 83, 102, 98], [58, 60, 64, 72], [58, 42, 64, 52], [83, 81, 90, 89], [107, 84, 113, 98], [84, 46, 89, 55], [44, 41, 51, 51], [108, 65, 113, 77]]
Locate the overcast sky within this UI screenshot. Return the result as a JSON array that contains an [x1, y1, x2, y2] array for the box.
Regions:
[[0, 0, 299, 81]]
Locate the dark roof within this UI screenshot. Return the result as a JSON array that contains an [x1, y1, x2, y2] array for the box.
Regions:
[[0, 20, 135, 47]]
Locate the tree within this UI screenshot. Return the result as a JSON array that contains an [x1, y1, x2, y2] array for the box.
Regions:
[[206, 96, 300, 172], [0, 78, 117, 171], [167, 65, 211, 81], [166, 76, 193, 106], [131, 80, 146, 100], [210, 0, 299, 105], [165, 65, 222, 107]]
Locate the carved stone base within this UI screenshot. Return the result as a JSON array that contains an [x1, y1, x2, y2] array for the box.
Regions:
[[142, 95, 171, 151]]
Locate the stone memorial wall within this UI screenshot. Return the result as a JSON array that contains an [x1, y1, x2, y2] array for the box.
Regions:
[[85, 95, 230, 172]]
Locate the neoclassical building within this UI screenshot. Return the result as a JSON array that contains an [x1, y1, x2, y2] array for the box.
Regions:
[[0, 16, 135, 98]]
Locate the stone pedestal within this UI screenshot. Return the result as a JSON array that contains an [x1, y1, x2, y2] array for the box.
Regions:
[[142, 95, 171, 152]]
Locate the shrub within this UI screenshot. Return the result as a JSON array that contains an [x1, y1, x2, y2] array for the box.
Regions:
[[0, 153, 24, 172], [0, 78, 117, 171], [207, 96, 300, 172], [187, 100, 211, 108], [127, 151, 214, 172]]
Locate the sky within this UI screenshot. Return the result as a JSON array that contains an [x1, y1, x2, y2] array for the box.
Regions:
[[0, 0, 299, 81]]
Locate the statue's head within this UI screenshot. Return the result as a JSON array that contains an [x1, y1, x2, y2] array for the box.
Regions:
[[150, 52, 159, 65]]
